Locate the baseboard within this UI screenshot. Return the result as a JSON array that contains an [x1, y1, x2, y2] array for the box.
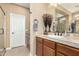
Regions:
[[30, 52, 36, 56], [6, 45, 26, 50], [6, 47, 11, 50], [30, 52, 32, 56]]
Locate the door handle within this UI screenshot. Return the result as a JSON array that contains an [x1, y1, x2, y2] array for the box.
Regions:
[[12, 32, 14, 34]]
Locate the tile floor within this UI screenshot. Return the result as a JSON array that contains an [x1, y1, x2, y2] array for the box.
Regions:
[[5, 46, 30, 56]]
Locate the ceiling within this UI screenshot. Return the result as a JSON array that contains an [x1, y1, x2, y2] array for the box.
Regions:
[[15, 3, 30, 9], [15, 3, 79, 13], [61, 3, 79, 13]]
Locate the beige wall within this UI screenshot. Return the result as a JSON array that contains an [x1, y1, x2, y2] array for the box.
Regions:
[[30, 3, 48, 55], [0, 3, 30, 48], [30, 3, 72, 55]]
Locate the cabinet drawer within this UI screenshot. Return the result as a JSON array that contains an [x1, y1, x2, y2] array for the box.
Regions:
[[57, 43, 79, 56], [44, 39, 55, 49], [36, 37, 43, 43], [43, 45, 55, 56]]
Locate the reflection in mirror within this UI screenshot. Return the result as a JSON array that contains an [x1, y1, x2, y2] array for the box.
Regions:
[[72, 13, 79, 33], [54, 9, 69, 35], [56, 16, 66, 33]]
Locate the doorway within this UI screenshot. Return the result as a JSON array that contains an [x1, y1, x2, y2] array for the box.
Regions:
[[10, 13, 25, 48]]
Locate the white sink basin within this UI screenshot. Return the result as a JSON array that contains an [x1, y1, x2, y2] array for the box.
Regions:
[[48, 35, 63, 39]]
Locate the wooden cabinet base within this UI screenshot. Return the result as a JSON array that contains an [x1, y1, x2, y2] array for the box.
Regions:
[[36, 37, 79, 56]]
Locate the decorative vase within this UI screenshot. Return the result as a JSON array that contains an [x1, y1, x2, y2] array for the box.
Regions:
[[48, 18, 52, 32], [42, 14, 52, 34], [43, 15, 48, 35]]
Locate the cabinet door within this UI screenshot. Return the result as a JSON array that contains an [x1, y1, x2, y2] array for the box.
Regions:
[[44, 39, 55, 49], [36, 42, 43, 56], [57, 43, 79, 56], [57, 52, 65, 56], [43, 45, 55, 56]]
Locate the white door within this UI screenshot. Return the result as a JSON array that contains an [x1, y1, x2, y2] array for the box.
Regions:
[[10, 13, 25, 48]]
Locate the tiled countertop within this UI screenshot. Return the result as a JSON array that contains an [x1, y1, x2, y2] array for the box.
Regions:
[[36, 34, 79, 48]]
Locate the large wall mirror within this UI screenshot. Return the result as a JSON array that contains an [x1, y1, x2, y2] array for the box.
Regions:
[[55, 8, 69, 33]]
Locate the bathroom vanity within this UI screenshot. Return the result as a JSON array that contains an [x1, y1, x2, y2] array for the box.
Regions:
[[36, 35, 79, 56]]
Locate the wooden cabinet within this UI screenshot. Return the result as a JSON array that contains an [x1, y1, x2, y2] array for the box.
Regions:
[[43, 39, 55, 56], [36, 37, 43, 56], [36, 42, 43, 56], [36, 36, 79, 56], [36, 37, 55, 56], [44, 39, 55, 49], [43, 45, 55, 56], [57, 52, 65, 56], [57, 43, 79, 56]]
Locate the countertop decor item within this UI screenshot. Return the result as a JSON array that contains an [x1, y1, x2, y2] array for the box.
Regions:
[[42, 14, 53, 35], [47, 14, 53, 32]]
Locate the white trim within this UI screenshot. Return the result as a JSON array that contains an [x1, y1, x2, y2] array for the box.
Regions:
[[6, 47, 11, 50], [30, 52, 33, 56], [30, 52, 36, 56], [6, 45, 26, 51]]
